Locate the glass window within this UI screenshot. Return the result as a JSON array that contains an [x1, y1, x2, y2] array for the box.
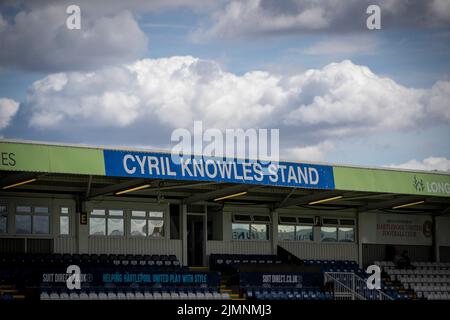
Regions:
[[132, 210, 146, 217], [321, 227, 337, 242], [131, 219, 146, 236], [232, 223, 250, 240], [234, 215, 251, 222], [109, 209, 123, 216], [108, 218, 124, 236], [340, 219, 355, 226], [15, 215, 31, 234], [33, 215, 49, 234], [148, 219, 164, 238], [34, 207, 49, 214], [296, 226, 313, 241], [298, 217, 314, 224], [338, 227, 355, 242], [16, 206, 31, 213], [253, 215, 270, 222], [60, 216, 69, 235], [91, 209, 105, 215], [89, 217, 105, 235], [61, 207, 69, 214], [149, 211, 163, 218], [250, 224, 268, 240], [0, 205, 7, 234], [278, 225, 295, 240], [279, 216, 296, 224], [322, 218, 339, 225]]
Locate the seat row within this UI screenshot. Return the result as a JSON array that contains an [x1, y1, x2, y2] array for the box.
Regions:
[[41, 291, 230, 300], [246, 289, 332, 301], [394, 276, 450, 283], [1, 253, 180, 265], [386, 269, 450, 275], [376, 261, 450, 268], [419, 291, 450, 300], [410, 284, 450, 292]]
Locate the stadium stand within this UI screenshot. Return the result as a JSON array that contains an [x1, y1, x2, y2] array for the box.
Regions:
[[377, 261, 450, 300]]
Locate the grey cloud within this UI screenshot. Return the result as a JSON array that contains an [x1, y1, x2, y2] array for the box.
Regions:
[[195, 0, 450, 39]]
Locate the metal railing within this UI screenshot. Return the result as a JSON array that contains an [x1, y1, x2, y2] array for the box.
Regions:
[[324, 272, 393, 300]]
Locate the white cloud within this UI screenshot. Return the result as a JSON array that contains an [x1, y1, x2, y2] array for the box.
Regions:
[[195, 0, 450, 40], [388, 157, 450, 172], [0, 98, 20, 129], [284, 141, 335, 162], [22, 56, 450, 157], [0, 6, 148, 71], [425, 81, 450, 122]]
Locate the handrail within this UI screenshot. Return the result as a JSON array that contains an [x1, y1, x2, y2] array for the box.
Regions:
[[324, 272, 393, 300]]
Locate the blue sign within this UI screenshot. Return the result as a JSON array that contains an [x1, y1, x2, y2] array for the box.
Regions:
[[103, 150, 335, 190]]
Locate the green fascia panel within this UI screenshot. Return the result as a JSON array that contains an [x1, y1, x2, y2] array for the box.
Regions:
[[334, 166, 450, 197], [0, 142, 105, 175], [48, 146, 105, 175]]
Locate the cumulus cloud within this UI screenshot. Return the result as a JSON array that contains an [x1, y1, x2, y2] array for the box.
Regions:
[[388, 157, 450, 172], [284, 141, 335, 162], [194, 0, 450, 39], [0, 5, 148, 72], [24, 56, 450, 135], [20, 56, 450, 161], [0, 98, 20, 129]]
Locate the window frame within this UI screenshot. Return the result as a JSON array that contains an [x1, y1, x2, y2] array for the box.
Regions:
[[59, 206, 70, 236], [14, 205, 51, 235]]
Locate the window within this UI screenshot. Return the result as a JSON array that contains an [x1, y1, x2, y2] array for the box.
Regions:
[[320, 227, 337, 242], [296, 226, 313, 241], [253, 215, 270, 222], [251, 224, 268, 240], [322, 218, 339, 225], [278, 224, 313, 241], [89, 209, 106, 235], [278, 225, 295, 240], [60, 207, 70, 235], [130, 210, 165, 238], [234, 214, 252, 222], [0, 205, 7, 233], [148, 211, 164, 238], [33, 216, 49, 234], [298, 217, 314, 224], [15, 206, 50, 235], [279, 216, 296, 224], [338, 227, 355, 242], [232, 214, 270, 241], [232, 223, 250, 240], [15, 215, 31, 234], [232, 223, 268, 240]]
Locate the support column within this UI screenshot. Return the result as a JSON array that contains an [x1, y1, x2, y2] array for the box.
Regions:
[[77, 199, 88, 254], [433, 215, 439, 262], [357, 210, 363, 268], [271, 210, 278, 255], [181, 204, 188, 266]]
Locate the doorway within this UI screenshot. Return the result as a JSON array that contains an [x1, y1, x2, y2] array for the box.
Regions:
[[187, 215, 205, 266]]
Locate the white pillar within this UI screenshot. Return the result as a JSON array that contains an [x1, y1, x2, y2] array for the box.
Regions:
[[181, 204, 188, 266], [271, 210, 278, 255]]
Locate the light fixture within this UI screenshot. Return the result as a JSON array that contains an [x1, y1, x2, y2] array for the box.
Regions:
[[308, 195, 343, 205], [214, 191, 248, 201], [2, 178, 37, 190], [392, 200, 425, 209], [115, 184, 151, 195]]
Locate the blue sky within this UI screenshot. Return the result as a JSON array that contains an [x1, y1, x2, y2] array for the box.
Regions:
[[0, 0, 449, 171]]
